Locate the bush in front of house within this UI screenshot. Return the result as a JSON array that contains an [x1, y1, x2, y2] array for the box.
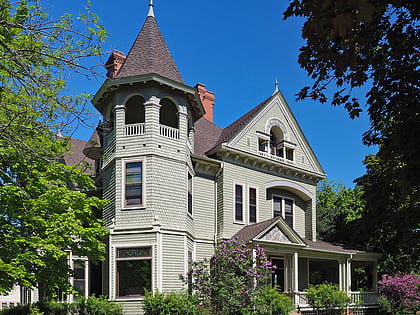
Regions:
[[377, 273, 420, 315], [181, 238, 276, 314], [0, 296, 122, 315], [305, 283, 350, 315], [252, 286, 294, 315], [143, 291, 200, 315]]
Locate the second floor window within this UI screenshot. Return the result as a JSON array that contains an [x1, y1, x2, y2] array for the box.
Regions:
[[273, 196, 294, 227], [235, 184, 243, 222], [125, 161, 143, 207], [249, 187, 257, 223], [188, 173, 193, 215]]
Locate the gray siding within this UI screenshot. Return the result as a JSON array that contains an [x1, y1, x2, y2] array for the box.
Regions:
[[162, 234, 185, 291]]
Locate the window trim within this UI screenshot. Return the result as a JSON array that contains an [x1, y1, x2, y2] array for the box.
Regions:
[[272, 194, 295, 228], [115, 245, 153, 299], [248, 186, 258, 224], [233, 183, 244, 223], [122, 160, 145, 209]]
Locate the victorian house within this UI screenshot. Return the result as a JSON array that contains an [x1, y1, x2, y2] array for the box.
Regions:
[[77, 2, 380, 314]]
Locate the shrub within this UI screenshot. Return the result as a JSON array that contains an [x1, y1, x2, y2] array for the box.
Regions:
[[0, 296, 122, 315], [378, 273, 420, 315], [305, 283, 350, 315], [253, 286, 294, 315], [181, 238, 275, 314], [143, 291, 200, 315]]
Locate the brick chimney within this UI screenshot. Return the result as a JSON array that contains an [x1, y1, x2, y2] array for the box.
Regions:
[[105, 50, 126, 79], [196, 83, 215, 122]]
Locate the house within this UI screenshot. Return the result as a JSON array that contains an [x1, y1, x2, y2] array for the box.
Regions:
[[80, 2, 381, 314]]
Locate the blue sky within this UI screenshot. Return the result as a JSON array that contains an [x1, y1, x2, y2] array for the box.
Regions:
[[46, 0, 377, 187]]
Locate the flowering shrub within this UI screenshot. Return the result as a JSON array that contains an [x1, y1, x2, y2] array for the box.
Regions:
[[378, 273, 420, 314], [181, 238, 275, 314]]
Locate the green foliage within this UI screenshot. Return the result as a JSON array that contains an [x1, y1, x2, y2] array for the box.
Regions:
[[253, 286, 294, 315], [182, 239, 275, 315], [316, 180, 364, 244], [143, 291, 200, 315], [0, 0, 108, 295], [306, 283, 350, 315], [0, 297, 122, 315], [377, 296, 393, 315], [284, 0, 420, 274]]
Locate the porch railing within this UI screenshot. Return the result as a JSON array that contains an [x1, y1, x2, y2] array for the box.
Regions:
[[292, 291, 378, 307], [349, 291, 378, 305]]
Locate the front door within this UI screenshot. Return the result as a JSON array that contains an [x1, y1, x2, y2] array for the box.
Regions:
[[272, 258, 284, 291]]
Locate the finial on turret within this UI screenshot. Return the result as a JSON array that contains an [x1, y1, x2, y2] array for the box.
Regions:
[[147, 0, 155, 17], [273, 77, 279, 95]]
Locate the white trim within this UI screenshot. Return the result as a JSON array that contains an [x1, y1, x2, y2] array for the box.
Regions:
[[265, 117, 289, 141], [266, 180, 313, 201]]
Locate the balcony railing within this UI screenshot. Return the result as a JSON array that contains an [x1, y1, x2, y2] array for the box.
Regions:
[[258, 151, 285, 162], [125, 123, 145, 136], [159, 124, 179, 139]]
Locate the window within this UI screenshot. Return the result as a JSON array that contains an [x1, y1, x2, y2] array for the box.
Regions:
[[249, 187, 257, 223], [235, 184, 243, 222], [159, 98, 178, 128], [116, 247, 152, 297], [73, 260, 86, 297], [125, 161, 143, 207], [188, 173, 193, 215], [272, 196, 294, 227]]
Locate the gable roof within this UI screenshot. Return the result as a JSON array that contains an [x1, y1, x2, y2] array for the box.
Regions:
[[62, 138, 94, 176], [116, 15, 184, 84], [212, 95, 274, 149]]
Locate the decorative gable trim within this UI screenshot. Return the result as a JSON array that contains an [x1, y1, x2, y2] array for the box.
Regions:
[[254, 217, 306, 246]]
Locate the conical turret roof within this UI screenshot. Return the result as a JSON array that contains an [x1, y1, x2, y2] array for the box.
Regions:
[[116, 13, 184, 83]]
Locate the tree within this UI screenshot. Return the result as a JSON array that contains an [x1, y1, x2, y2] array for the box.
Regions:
[[377, 274, 420, 315], [306, 283, 351, 315], [0, 0, 108, 295], [284, 0, 419, 273], [182, 238, 276, 315], [316, 180, 364, 244]]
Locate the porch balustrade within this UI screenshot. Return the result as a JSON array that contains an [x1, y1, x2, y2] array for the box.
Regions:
[[159, 124, 179, 139], [125, 123, 145, 136], [291, 291, 378, 307], [349, 291, 378, 305]]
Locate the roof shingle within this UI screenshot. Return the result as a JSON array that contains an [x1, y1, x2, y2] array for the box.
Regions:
[[116, 16, 184, 83]]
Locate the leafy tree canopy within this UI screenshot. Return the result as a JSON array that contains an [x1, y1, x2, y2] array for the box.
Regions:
[[0, 0, 108, 295], [284, 0, 419, 274]]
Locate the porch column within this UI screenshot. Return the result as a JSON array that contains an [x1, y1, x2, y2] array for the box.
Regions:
[[339, 259, 346, 291], [346, 258, 352, 293], [293, 252, 299, 305], [372, 261, 378, 290]]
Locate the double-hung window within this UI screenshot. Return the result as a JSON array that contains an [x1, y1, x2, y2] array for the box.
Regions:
[[249, 187, 257, 223], [273, 196, 294, 227], [188, 173, 193, 215], [235, 184, 243, 222], [125, 161, 143, 207], [116, 247, 152, 297]]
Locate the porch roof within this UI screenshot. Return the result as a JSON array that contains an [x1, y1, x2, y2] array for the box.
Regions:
[[233, 217, 374, 256]]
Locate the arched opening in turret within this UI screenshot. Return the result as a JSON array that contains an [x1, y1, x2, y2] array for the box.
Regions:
[[159, 98, 178, 129], [125, 95, 145, 124], [269, 126, 284, 157]]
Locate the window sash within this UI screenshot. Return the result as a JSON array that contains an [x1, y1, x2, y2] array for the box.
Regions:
[[249, 188, 257, 223], [235, 184, 243, 221], [125, 161, 143, 207]]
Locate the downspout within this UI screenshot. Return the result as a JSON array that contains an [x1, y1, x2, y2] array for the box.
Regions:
[[214, 162, 223, 246]]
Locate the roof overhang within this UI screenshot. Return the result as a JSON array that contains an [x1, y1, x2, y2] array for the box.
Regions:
[[91, 73, 205, 120]]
